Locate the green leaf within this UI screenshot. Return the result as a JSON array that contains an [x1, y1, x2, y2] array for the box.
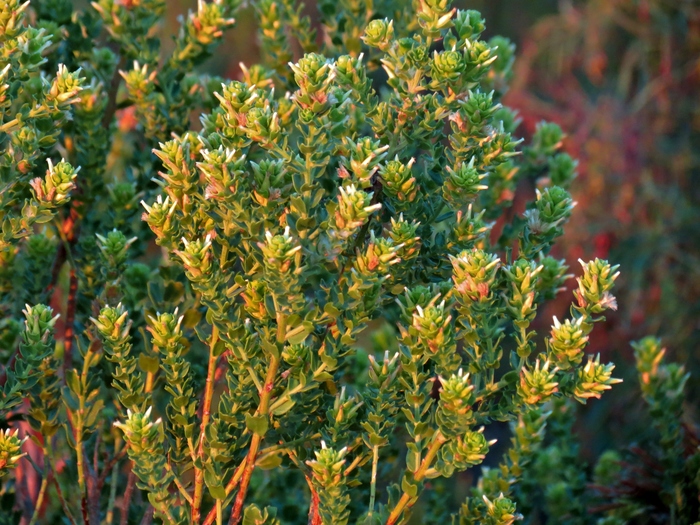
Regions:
[[245, 414, 269, 436], [139, 354, 160, 374]]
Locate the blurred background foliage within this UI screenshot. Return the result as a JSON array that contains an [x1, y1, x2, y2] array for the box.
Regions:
[[66, 0, 697, 522]]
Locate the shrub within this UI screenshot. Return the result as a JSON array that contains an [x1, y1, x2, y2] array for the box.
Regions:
[[0, 0, 620, 523], [517, 337, 699, 525], [506, 0, 700, 378]]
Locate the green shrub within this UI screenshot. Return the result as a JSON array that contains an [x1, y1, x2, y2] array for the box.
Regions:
[[0, 1, 621, 523], [518, 337, 700, 525]]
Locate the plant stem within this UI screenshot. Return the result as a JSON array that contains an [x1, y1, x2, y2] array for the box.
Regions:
[[64, 267, 78, 373], [385, 432, 446, 525], [229, 311, 285, 525], [46, 439, 78, 525], [120, 470, 136, 525], [192, 324, 220, 523], [202, 458, 247, 525], [368, 445, 379, 518], [228, 354, 280, 525], [305, 476, 321, 525], [105, 464, 119, 525], [28, 458, 49, 525]]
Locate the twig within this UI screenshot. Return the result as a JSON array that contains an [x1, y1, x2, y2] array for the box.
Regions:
[[139, 506, 154, 525], [192, 325, 220, 523], [63, 267, 78, 374], [228, 357, 279, 525], [305, 476, 321, 525], [368, 445, 379, 519], [202, 458, 247, 525], [45, 439, 78, 525], [385, 432, 446, 525], [228, 311, 286, 525], [120, 469, 136, 525], [98, 445, 128, 490], [27, 458, 48, 525]]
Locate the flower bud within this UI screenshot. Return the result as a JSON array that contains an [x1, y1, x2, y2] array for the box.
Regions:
[[353, 235, 401, 276], [575, 258, 620, 314], [436, 369, 475, 436], [460, 90, 501, 127], [438, 427, 492, 476], [530, 121, 564, 158], [108, 182, 137, 210], [243, 106, 280, 143], [573, 354, 622, 403], [413, 298, 453, 354], [242, 279, 268, 321], [481, 129, 519, 166], [26, 234, 55, 262], [46, 63, 84, 105], [306, 442, 348, 486], [216, 80, 258, 112], [431, 49, 466, 85], [96, 229, 137, 270], [367, 350, 401, 389], [114, 407, 164, 455], [387, 215, 421, 261], [30, 158, 78, 206], [0, 0, 31, 39], [449, 205, 493, 250], [186, 0, 234, 47], [379, 157, 418, 207], [417, 0, 454, 38], [332, 184, 381, 237], [175, 235, 213, 280], [488, 36, 515, 81], [0, 429, 25, 479], [453, 9, 485, 41], [250, 158, 288, 206], [450, 249, 500, 303], [340, 137, 389, 188], [517, 359, 558, 405], [335, 54, 369, 90], [536, 186, 574, 226], [92, 304, 131, 344], [22, 303, 59, 347], [258, 227, 301, 274], [536, 256, 570, 300], [290, 53, 334, 97], [282, 343, 311, 370], [362, 19, 394, 50], [119, 61, 156, 98], [548, 316, 588, 369], [395, 285, 439, 325], [141, 195, 178, 240], [504, 259, 543, 324], [463, 40, 497, 82], [147, 310, 185, 353], [482, 494, 520, 525], [443, 157, 488, 204]]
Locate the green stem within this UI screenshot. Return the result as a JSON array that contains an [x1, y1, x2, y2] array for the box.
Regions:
[[228, 312, 286, 525], [28, 458, 49, 525], [386, 432, 446, 525], [192, 324, 220, 523], [368, 445, 379, 518]]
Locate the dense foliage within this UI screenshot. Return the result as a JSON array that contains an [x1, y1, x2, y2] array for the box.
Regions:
[[507, 0, 700, 379], [0, 1, 628, 524]]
